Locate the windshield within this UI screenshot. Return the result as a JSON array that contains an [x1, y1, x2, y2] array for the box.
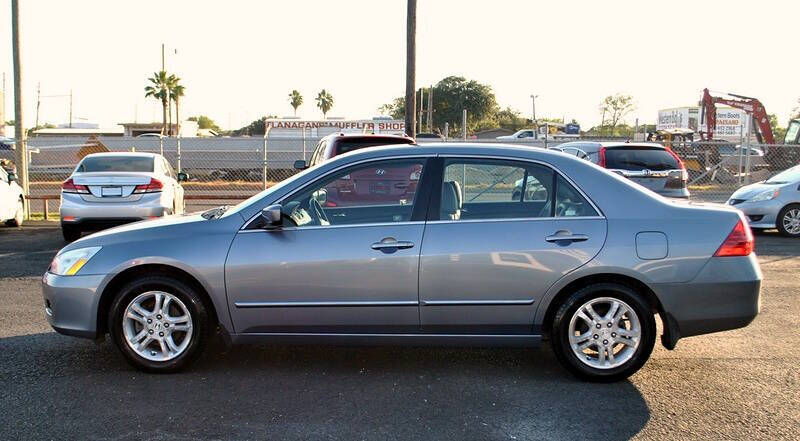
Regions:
[[77, 156, 154, 172], [766, 165, 800, 184], [221, 165, 319, 219], [604, 147, 680, 171], [784, 120, 800, 144]]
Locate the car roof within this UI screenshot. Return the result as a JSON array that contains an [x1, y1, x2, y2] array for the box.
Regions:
[[82, 152, 161, 159], [559, 141, 667, 149]]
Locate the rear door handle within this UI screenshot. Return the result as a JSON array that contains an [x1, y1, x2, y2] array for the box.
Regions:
[[545, 232, 589, 243], [371, 237, 415, 250]]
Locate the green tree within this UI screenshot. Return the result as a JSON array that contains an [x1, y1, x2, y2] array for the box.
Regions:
[[144, 71, 170, 135], [378, 97, 405, 119], [187, 115, 221, 132], [599, 94, 635, 129], [169, 79, 185, 135], [315, 89, 334, 118], [769, 114, 787, 143], [233, 115, 279, 136], [289, 90, 303, 116]]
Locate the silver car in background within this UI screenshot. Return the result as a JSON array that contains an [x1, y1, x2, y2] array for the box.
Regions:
[[554, 141, 690, 198], [728, 164, 800, 237], [43, 144, 760, 382], [60, 152, 187, 242]]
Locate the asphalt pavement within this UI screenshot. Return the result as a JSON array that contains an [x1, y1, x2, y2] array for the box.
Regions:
[[1, 222, 798, 440]]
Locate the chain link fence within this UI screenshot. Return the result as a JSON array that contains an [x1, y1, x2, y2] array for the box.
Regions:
[[1, 135, 798, 214]]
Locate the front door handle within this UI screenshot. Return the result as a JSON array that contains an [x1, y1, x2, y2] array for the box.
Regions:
[[545, 231, 589, 243], [371, 237, 415, 250]]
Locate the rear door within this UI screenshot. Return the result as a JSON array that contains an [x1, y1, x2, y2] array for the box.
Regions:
[[418, 157, 606, 335], [604, 146, 685, 196]]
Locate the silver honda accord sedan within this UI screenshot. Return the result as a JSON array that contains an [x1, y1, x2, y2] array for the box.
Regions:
[[42, 144, 762, 382]]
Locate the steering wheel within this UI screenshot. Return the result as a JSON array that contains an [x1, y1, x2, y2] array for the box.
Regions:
[[310, 197, 330, 225]]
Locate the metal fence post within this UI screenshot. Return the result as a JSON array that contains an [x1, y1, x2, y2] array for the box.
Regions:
[[159, 136, 163, 157], [262, 127, 271, 190], [176, 135, 182, 173], [302, 127, 307, 161], [544, 123, 549, 149], [737, 125, 744, 185], [744, 115, 752, 185], [462, 110, 467, 140]]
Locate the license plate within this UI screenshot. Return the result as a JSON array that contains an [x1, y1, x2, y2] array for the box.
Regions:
[[101, 186, 122, 197], [370, 181, 390, 194]]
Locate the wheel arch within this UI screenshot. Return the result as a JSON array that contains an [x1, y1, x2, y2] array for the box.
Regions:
[[538, 272, 673, 348], [96, 263, 219, 336]]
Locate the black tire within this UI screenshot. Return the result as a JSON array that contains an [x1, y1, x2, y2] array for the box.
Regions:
[[62, 225, 81, 242], [776, 204, 800, 238], [550, 283, 656, 382], [108, 275, 213, 373]]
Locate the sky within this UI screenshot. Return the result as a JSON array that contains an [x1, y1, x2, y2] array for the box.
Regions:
[[1, 0, 798, 131]]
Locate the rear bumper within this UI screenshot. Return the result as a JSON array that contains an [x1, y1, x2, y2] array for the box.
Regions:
[[41, 272, 106, 340], [60, 192, 170, 228], [653, 253, 761, 348]]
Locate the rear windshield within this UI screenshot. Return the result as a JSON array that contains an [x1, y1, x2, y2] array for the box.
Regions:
[[335, 138, 413, 155], [77, 156, 154, 172], [604, 147, 680, 171]]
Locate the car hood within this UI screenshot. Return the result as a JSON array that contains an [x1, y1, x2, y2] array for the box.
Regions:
[[59, 212, 227, 254], [729, 182, 783, 200]]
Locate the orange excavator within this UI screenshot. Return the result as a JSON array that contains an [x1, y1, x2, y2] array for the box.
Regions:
[[700, 88, 800, 170]]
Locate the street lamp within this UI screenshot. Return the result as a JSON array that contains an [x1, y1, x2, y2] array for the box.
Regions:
[[530, 94, 538, 127]]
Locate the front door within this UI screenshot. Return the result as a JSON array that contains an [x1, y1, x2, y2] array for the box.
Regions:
[[419, 158, 607, 334], [225, 157, 431, 334]]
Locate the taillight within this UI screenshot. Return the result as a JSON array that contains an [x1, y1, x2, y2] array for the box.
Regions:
[[666, 148, 686, 171], [61, 178, 89, 194], [133, 178, 164, 194], [598, 147, 606, 167], [714, 218, 754, 257]]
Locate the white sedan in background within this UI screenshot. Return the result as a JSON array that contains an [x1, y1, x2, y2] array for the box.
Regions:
[[0, 164, 24, 227], [60, 152, 187, 242]]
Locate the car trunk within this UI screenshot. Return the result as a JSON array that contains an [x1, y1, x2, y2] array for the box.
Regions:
[[71, 172, 154, 202], [604, 147, 685, 194]]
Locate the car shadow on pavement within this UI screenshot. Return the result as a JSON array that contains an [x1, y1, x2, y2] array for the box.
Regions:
[[1, 332, 651, 441]]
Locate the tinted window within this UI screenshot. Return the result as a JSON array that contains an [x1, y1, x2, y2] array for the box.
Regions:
[[784, 120, 800, 144], [77, 156, 154, 172], [604, 147, 679, 171], [441, 160, 554, 220], [281, 159, 425, 227], [334, 138, 412, 155]]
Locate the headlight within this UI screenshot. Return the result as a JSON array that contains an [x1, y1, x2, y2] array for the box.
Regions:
[[749, 189, 780, 202], [49, 246, 102, 276]]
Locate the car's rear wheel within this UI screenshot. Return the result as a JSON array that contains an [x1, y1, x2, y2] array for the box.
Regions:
[[61, 225, 81, 242], [5, 198, 23, 227], [550, 283, 655, 382], [109, 275, 212, 373], [776, 204, 800, 238]]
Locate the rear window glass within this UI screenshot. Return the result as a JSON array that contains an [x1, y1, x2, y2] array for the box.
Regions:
[[77, 156, 154, 172], [335, 138, 412, 155], [604, 148, 679, 171]]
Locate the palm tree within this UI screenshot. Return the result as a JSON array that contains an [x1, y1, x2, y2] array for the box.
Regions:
[[289, 90, 303, 117], [170, 81, 185, 135], [165, 74, 180, 135], [144, 71, 170, 135], [315, 89, 334, 119]]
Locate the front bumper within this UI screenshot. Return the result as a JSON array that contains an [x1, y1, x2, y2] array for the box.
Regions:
[[727, 198, 782, 229], [60, 192, 170, 227], [42, 272, 107, 339], [653, 253, 761, 348]]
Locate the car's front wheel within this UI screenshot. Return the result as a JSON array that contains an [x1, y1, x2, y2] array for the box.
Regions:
[[776, 204, 800, 238], [109, 275, 212, 373], [550, 283, 656, 382]]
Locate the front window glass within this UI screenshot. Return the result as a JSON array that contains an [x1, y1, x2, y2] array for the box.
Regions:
[[766, 165, 800, 184], [76, 156, 154, 173], [281, 159, 425, 227], [784, 121, 800, 144]]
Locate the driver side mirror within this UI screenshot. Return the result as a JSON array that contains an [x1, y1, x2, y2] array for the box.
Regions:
[[6, 172, 16, 183], [260, 204, 283, 229], [177, 172, 189, 182], [294, 160, 308, 170]]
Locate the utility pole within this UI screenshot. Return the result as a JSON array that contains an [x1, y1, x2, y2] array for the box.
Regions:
[[12, 0, 29, 214], [427, 86, 433, 132], [404, 0, 416, 138], [35, 82, 40, 128], [69, 89, 73, 128], [530, 94, 538, 127], [1, 72, 5, 136]]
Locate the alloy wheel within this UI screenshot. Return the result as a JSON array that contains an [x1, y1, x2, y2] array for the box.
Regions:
[[567, 296, 641, 369], [782, 208, 800, 235], [122, 291, 193, 362]]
